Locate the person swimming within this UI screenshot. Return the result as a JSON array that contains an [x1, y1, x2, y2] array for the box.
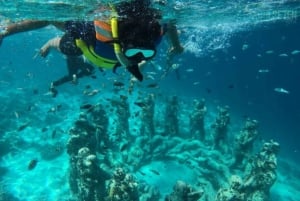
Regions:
[[0, 0, 184, 82]]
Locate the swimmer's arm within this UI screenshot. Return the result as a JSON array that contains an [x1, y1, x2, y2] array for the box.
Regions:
[[165, 21, 184, 55], [3, 20, 51, 37], [2, 20, 65, 37], [39, 37, 61, 57]]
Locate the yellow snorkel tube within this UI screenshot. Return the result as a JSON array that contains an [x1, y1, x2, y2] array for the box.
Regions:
[[111, 14, 131, 67], [110, 6, 145, 81]]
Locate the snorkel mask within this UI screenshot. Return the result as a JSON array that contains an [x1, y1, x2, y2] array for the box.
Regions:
[[123, 45, 156, 60], [111, 16, 145, 81], [111, 1, 162, 81], [122, 40, 158, 81]]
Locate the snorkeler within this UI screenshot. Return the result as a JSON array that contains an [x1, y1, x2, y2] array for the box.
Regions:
[[0, 0, 184, 82]]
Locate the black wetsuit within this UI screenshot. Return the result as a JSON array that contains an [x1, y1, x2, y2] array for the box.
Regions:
[[52, 56, 95, 86], [52, 21, 96, 87], [58, 21, 96, 56]]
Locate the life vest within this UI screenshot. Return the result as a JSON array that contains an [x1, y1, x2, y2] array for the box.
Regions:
[[94, 20, 113, 42], [75, 20, 119, 70]]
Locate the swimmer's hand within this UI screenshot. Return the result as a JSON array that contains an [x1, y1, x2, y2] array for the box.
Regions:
[[166, 45, 184, 66], [0, 34, 3, 46], [33, 37, 61, 59], [39, 43, 50, 57], [33, 45, 50, 59], [168, 45, 184, 56], [0, 29, 9, 47]]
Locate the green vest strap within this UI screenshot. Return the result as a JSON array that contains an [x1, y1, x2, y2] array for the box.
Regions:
[[75, 39, 118, 69]]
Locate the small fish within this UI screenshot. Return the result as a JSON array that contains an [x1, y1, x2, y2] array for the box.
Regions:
[[171, 64, 180, 70], [0, 80, 10, 85], [153, 0, 167, 6], [146, 75, 155, 80], [291, 50, 300, 55], [27, 105, 33, 111], [33, 89, 39, 95], [41, 127, 48, 132], [80, 103, 94, 110], [52, 129, 57, 139], [242, 115, 250, 119], [185, 68, 194, 72], [193, 82, 200, 85], [28, 159, 38, 170], [265, 50, 274, 54], [134, 111, 140, 117], [90, 75, 97, 79], [48, 107, 57, 113], [150, 169, 160, 175], [55, 146, 62, 152], [26, 72, 34, 79], [113, 81, 125, 87], [48, 104, 62, 113], [146, 83, 159, 88], [147, 71, 157, 75], [274, 88, 290, 94], [258, 69, 270, 73], [205, 72, 212, 77], [228, 84, 235, 89], [134, 102, 147, 108], [56, 104, 62, 110], [17, 122, 30, 132], [50, 87, 58, 98], [14, 111, 19, 119], [102, 145, 109, 150], [120, 94, 128, 100], [120, 143, 128, 152], [205, 88, 212, 94], [242, 44, 249, 51], [279, 53, 288, 57], [86, 89, 99, 96], [138, 170, 146, 176]]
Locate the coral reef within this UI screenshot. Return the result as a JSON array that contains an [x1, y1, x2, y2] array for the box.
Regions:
[[90, 104, 110, 151], [215, 175, 245, 201], [211, 106, 230, 151], [110, 95, 131, 142], [165, 180, 204, 201], [190, 98, 207, 140], [61, 92, 280, 201], [232, 119, 259, 168], [242, 140, 279, 200], [67, 108, 110, 201], [106, 168, 139, 201], [138, 183, 161, 201], [75, 147, 107, 201], [140, 94, 156, 138], [164, 95, 179, 136], [215, 140, 280, 201], [67, 112, 97, 155]]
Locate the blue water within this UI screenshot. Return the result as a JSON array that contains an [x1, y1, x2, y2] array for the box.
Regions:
[[1, 1, 300, 201], [178, 21, 300, 159]]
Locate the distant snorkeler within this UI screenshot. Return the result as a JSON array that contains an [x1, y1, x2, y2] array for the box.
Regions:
[[0, 0, 184, 83]]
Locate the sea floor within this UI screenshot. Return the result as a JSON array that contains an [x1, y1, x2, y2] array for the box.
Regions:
[[0, 81, 299, 201]]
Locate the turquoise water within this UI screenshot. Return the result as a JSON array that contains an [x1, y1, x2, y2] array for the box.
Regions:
[[1, 1, 300, 201]]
